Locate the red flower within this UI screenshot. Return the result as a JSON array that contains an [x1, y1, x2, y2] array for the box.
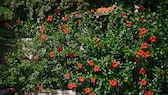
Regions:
[[89, 92, 95, 95], [112, 61, 118, 68], [79, 76, 84, 82], [4, 22, 9, 29], [48, 16, 53, 21], [88, 60, 94, 66], [110, 80, 118, 87], [141, 6, 145, 11], [140, 28, 147, 35], [15, 20, 19, 25], [150, 36, 156, 43], [94, 65, 100, 72], [38, 85, 43, 91], [139, 16, 144, 21], [84, 88, 91, 93], [68, 52, 74, 58], [71, 82, 77, 88], [140, 79, 147, 86], [144, 52, 150, 58], [144, 91, 154, 95], [50, 52, 54, 58], [141, 42, 148, 49], [41, 34, 47, 42], [137, 49, 144, 56], [56, 9, 60, 15], [40, 26, 45, 32], [78, 63, 82, 69], [139, 68, 147, 74], [59, 26, 64, 30], [121, 12, 126, 18], [77, 19, 81, 25], [68, 83, 77, 89], [126, 21, 132, 27], [64, 73, 70, 79], [68, 84, 73, 89], [63, 16, 68, 21], [64, 28, 69, 34], [90, 78, 96, 83], [57, 47, 63, 52], [135, 57, 140, 63], [34, 55, 39, 60]]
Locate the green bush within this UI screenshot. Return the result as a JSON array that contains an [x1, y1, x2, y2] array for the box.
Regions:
[[1, 2, 168, 95]]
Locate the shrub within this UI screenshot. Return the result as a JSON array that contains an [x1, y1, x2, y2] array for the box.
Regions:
[[2, 4, 168, 95]]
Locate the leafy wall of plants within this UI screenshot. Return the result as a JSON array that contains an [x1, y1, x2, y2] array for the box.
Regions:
[[1, 2, 168, 94]]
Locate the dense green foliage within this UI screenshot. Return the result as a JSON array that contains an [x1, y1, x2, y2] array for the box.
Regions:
[[0, 0, 168, 95]]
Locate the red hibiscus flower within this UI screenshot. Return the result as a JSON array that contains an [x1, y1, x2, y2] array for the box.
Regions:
[[140, 28, 147, 35], [57, 47, 63, 52], [59, 26, 64, 30], [63, 16, 68, 21], [4, 22, 9, 29], [141, 42, 148, 49], [94, 66, 100, 72], [68, 84, 73, 89], [41, 34, 47, 42], [139, 16, 144, 21], [56, 9, 60, 15], [150, 35, 156, 43], [140, 79, 147, 86], [50, 52, 54, 58], [77, 19, 81, 25], [112, 61, 118, 68], [34, 55, 39, 60], [126, 21, 132, 27], [121, 12, 126, 18], [90, 78, 96, 83], [40, 26, 45, 33], [84, 88, 91, 93], [137, 49, 144, 56], [71, 82, 77, 88], [144, 91, 154, 95], [79, 76, 84, 82], [48, 16, 53, 21], [68, 52, 74, 58], [89, 92, 95, 95], [78, 63, 82, 69], [38, 85, 43, 91], [68, 82, 77, 89], [64, 73, 70, 79], [141, 6, 145, 11], [139, 68, 147, 74], [135, 57, 140, 63], [88, 60, 94, 66], [144, 52, 150, 58], [15, 20, 19, 25], [110, 80, 118, 87], [64, 28, 69, 34]]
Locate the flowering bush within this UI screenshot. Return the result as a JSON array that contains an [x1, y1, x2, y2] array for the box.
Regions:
[[2, 4, 168, 95]]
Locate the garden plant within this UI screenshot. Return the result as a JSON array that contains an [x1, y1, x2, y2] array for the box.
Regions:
[[0, 0, 168, 95]]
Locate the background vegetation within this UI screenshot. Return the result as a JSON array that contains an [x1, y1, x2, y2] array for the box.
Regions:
[[0, 0, 168, 95]]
